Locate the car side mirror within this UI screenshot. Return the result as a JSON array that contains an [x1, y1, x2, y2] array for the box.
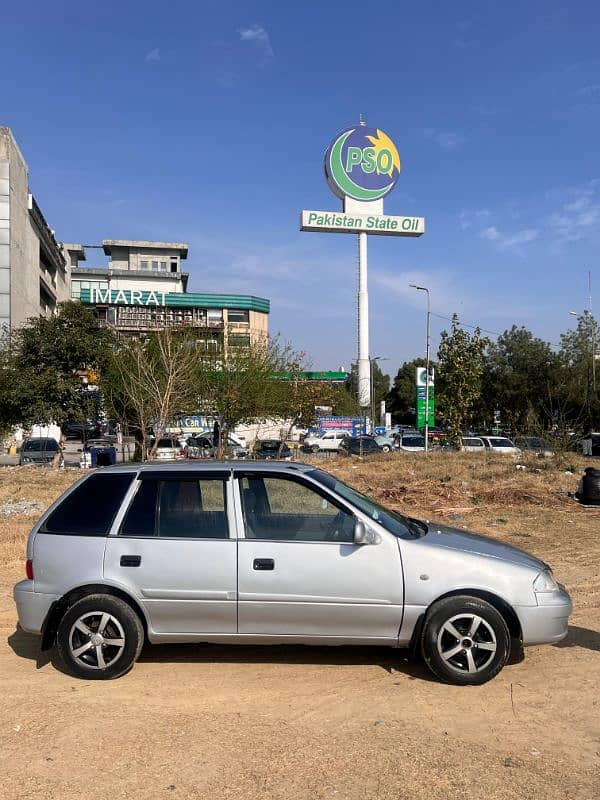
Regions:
[[353, 520, 380, 545]]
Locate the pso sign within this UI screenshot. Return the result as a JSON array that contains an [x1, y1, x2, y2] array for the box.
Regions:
[[324, 125, 401, 202]]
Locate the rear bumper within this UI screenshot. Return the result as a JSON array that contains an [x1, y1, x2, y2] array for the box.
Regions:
[[13, 581, 58, 635], [517, 589, 573, 645]]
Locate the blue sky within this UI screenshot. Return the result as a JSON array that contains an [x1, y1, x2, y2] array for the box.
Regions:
[[3, 0, 600, 376]]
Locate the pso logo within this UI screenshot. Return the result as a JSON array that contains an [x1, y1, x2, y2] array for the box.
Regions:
[[324, 125, 401, 202]]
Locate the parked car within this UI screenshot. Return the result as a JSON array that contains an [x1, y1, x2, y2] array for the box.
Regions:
[[480, 436, 521, 455], [13, 462, 572, 684], [79, 439, 117, 469], [19, 437, 63, 467], [339, 436, 382, 456], [64, 422, 100, 442], [302, 430, 348, 453], [396, 433, 426, 452], [374, 434, 397, 452], [253, 439, 291, 460], [461, 436, 486, 453], [151, 438, 186, 461], [186, 434, 249, 459], [514, 437, 555, 457]]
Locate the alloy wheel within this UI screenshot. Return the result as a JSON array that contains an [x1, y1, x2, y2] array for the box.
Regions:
[[436, 613, 497, 674], [69, 611, 126, 670]]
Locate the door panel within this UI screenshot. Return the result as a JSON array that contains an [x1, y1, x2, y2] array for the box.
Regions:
[[104, 538, 237, 633], [238, 539, 402, 638], [104, 474, 237, 635], [236, 474, 403, 639]]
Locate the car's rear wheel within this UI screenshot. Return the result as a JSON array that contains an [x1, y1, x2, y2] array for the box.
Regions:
[[56, 594, 144, 680], [381, 445, 391, 452], [311, 445, 320, 454], [421, 596, 510, 685]]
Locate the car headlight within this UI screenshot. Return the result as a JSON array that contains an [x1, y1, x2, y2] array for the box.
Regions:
[[533, 570, 560, 593]]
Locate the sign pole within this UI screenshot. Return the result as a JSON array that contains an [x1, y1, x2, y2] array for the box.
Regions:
[[358, 231, 370, 408]]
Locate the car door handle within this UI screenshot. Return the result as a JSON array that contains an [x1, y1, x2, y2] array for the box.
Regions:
[[120, 555, 141, 567], [253, 558, 274, 570]]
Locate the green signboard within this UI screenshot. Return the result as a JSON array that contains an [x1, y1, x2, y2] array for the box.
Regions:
[[415, 367, 435, 429]]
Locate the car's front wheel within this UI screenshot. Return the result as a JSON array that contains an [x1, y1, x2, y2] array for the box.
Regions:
[[421, 596, 510, 685], [381, 445, 391, 452], [56, 594, 144, 680], [311, 445, 320, 454]]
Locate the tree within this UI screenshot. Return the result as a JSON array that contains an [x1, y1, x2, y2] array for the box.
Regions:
[[476, 326, 561, 431], [103, 327, 203, 460], [386, 358, 436, 425], [558, 311, 600, 428], [437, 315, 489, 445], [196, 336, 311, 451], [0, 302, 114, 431]]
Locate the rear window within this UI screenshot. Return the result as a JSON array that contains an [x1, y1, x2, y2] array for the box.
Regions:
[[490, 438, 514, 447], [41, 473, 134, 536], [23, 439, 59, 452], [157, 438, 177, 448]]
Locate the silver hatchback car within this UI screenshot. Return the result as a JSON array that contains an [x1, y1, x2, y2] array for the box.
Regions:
[[13, 463, 572, 684]]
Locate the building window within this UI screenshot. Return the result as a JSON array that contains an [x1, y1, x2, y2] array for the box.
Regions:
[[140, 261, 148, 270], [159, 261, 167, 272], [229, 334, 250, 348], [71, 280, 81, 299], [207, 309, 223, 326], [151, 261, 159, 271], [228, 309, 249, 324], [170, 260, 178, 273]]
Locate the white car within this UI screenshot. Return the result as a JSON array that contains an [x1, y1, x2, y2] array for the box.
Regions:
[[480, 436, 521, 455], [152, 438, 186, 461], [397, 434, 426, 452], [374, 434, 397, 452], [461, 436, 486, 452], [302, 430, 348, 453]]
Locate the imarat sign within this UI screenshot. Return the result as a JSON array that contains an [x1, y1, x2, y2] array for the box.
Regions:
[[301, 209, 424, 236], [88, 288, 167, 306]]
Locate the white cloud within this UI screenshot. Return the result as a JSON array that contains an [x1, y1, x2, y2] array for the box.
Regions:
[[480, 226, 539, 250], [547, 183, 600, 243], [424, 128, 465, 150], [238, 24, 274, 60], [459, 208, 490, 230], [145, 48, 160, 62]]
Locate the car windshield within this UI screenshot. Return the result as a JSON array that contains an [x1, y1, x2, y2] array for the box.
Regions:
[[402, 437, 425, 446], [259, 441, 281, 450], [490, 438, 514, 447], [23, 439, 59, 451], [309, 469, 426, 539]]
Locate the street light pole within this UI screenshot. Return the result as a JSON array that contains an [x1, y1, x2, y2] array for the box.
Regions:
[[410, 284, 431, 453]]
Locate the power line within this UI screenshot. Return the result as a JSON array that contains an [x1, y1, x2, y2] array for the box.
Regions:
[[428, 311, 564, 350]]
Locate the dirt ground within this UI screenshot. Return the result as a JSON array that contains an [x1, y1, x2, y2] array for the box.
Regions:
[[1, 456, 599, 800]]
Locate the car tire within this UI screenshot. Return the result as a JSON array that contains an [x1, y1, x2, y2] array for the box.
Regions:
[[56, 594, 144, 680], [421, 595, 510, 685], [311, 445, 320, 454], [381, 445, 391, 452]]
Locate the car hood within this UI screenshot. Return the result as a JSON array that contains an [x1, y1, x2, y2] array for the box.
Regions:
[[424, 523, 548, 571]]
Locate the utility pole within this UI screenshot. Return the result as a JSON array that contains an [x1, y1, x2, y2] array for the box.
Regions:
[[410, 284, 431, 453]]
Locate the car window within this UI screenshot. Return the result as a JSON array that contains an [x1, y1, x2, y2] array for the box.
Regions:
[[490, 438, 514, 447], [157, 438, 177, 448], [42, 473, 134, 536], [23, 439, 59, 451], [239, 475, 354, 542], [120, 478, 228, 538]]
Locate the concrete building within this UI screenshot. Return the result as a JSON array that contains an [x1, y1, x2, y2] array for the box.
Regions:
[[72, 240, 269, 348], [0, 126, 70, 331]]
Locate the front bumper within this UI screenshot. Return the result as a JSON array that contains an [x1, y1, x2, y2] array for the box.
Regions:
[[517, 588, 573, 645], [13, 581, 58, 635]]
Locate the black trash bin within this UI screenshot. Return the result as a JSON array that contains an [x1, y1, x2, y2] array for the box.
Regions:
[[575, 467, 600, 505]]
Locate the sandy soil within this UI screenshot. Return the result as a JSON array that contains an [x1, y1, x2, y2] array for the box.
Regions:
[[1, 458, 599, 799]]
